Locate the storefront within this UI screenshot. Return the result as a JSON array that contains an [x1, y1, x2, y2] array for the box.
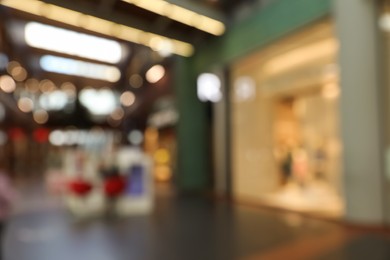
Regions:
[[230, 21, 344, 217], [145, 96, 178, 183]]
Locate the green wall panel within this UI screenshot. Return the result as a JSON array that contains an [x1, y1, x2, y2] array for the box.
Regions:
[[174, 57, 210, 191], [194, 0, 331, 72]]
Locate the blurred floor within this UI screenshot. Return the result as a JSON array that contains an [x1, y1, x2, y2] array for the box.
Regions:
[[3, 181, 390, 260]]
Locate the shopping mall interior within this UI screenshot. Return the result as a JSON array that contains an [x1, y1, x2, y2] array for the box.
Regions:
[[1, 0, 390, 259]]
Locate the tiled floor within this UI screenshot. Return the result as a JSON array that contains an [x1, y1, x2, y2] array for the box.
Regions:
[[3, 181, 390, 260]]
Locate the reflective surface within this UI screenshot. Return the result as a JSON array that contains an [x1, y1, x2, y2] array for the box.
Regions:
[[3, 181, 390, 260]]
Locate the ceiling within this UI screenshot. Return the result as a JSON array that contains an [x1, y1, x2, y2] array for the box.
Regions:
[[0, 0, 253, 132]]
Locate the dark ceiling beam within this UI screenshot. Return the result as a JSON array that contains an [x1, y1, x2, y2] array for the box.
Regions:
[[152, 15, 174, 35], [98, 0, 117, 15], [166, 0, 226, 23], [40, 0, 197, 43]]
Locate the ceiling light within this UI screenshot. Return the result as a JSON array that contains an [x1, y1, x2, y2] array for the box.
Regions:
[[121, 0, 225, 36], [146, 65, 165, 84], [0, 0, 194, 57], [25, 22, 122, 64], [40, 55, 121, 82], [0, 75, 16, 93]]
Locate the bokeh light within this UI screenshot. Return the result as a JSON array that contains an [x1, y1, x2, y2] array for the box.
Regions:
[[33, 109, 49, 124], [0, 75, 16, 93], [25, 78, 40, 93], [146, 65, 165, 84], [110, 107, 124, 121], [10, 66, 28, 82], [120, 91, 135, 107], [18, 97, 34, 112], [129, 74, 143, 88], [128, 130, 143, 145]]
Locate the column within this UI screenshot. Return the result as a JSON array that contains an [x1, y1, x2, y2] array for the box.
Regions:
[[173, 56, 211, 192], [333, 0, 385, 224]]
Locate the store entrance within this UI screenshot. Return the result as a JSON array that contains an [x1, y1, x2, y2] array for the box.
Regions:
[[269, 88, 343, 216]]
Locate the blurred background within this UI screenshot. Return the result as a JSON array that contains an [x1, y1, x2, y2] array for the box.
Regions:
[[0, 0, 390, 259]]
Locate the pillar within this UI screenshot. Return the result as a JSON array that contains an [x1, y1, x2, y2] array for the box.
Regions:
[[333, 0, 385, 224], [173, 56, 211, 192]]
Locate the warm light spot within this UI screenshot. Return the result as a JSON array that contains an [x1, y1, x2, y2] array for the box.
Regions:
[[0, 75, 16, 93], [11, 66, 28, 82], [154, 148, 170, 164], [155, 165, 172, 182], [61, 82, 77, 98], [25, 78, 40, 93], [40, 79, 56, 93], [33, 109, 49, 124], [6, 61, 21, 75], [322, 82, 340, 99], [111, 107, 124, 120], [146, 65, 165, 84], [129, 74, 143, 88], [18, 97, 34, 112], [120, 91, 135, 107], [107, 116, 121, 127]]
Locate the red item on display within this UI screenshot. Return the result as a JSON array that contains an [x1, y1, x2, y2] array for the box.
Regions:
[[104, 176, 125, 198], [33, 128, 50, 143], [68, 179, 93, 197]]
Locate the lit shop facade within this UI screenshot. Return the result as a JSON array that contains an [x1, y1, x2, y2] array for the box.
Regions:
[[176, 0, 390, 224], [231, 22, 342, 217]]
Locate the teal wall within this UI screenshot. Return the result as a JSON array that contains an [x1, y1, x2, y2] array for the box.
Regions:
[[194, 0, 332, 72], [174, 57, 211, 191], [174, 0, 331, 192]]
